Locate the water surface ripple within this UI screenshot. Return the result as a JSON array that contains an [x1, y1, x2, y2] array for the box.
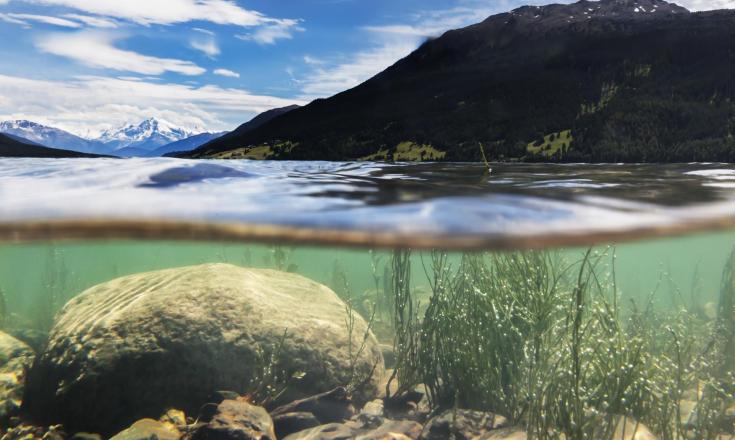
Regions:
[[2, 158, 735, 247]]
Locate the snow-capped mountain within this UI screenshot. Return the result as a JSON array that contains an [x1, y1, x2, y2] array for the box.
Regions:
[[0, 120, 105, 154], [0, 118, 215, 157], [98, 118, 194, 153]]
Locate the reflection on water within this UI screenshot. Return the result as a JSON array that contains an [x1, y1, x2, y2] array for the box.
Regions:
[[3, 159, 735, 242]]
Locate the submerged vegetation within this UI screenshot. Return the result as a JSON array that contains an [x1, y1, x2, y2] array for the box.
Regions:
[[0, 237, 734, 438], [378, 248, 735, 439]]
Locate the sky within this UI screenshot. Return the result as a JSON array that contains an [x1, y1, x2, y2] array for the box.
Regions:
[[0, 0, 731, 137]]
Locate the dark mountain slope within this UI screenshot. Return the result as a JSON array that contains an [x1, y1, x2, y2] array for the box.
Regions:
[[0, 133, 108, 158], [232, 104, 300, 134], [184, 0, 735, 162], [194, 105, 299, 158]]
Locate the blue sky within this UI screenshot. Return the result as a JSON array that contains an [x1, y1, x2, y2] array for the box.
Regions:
[[0, 0, 727, 136]]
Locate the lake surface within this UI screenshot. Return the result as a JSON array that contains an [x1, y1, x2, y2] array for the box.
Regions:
[[2, 158, 735, 248]]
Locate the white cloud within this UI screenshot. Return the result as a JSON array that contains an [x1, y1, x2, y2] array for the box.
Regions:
[[0, 14, 28, 25], [192, 27, 214, 36], [62, 13, 118, 28], [20, 0, 288, 27], [0, 12, 81, 27], [37, 30, 206, 76], [298, 41, 417, 99], [0, 74, 305, 135], [677, 0, 735, 10], [303, 55, 323, 65], [214, 68, 239, 78], [190, 36, 220, 57], [235, 19, 303, 45], [363, 1, 523, 39]]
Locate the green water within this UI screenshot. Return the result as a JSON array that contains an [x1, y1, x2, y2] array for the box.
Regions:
[[2, 231, 735, 438], [0, 231, 730, 326]]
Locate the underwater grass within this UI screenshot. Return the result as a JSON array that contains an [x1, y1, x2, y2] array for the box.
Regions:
[[4, 240, 734, 438], [381, 247, 735, 439]]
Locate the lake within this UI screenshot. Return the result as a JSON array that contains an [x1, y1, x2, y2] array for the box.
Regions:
[[1, 158, 734, 438]]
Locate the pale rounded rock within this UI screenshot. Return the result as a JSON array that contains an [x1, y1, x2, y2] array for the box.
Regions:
[[23, 264, 383, 436]]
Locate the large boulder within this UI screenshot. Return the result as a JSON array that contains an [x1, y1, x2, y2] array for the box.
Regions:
[[22, 264, 384, 436]]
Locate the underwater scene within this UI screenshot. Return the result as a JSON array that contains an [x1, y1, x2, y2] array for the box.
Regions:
[[0, 232, 735, 439]]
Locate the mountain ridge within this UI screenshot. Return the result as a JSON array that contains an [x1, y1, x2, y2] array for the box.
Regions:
[[0, 133, 108, 158], [0, 120, 105, 155], [184, 0, 735, 162], [0, 118, 222, 157]]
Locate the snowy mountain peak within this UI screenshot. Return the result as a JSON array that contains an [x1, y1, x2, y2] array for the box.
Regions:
[[98, 118, 194, 152], [0, 120, 104, 154], [0, 120, 45, 130], [508, 0, 688, 27]]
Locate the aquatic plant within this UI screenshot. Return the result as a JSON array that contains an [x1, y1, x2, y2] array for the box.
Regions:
[[270, 245, 296, 272], [385, 247, 735, 439], [0, 284, 6, 329], [242, 330, 304, 408], [718, 247, 735, 373], [34, 246, 73, 333], [343, 298, 380, 399], [385, 249, 422, 399]]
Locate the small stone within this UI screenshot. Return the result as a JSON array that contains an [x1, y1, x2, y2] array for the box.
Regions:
[[272, 412, 320, 439], [160, 409, 187, 429], [109, 419, 180, 440], [69, 433, 103, 440], [478, 427, 528, 440], [282, 422, 360, 440], [354, 400, 385, 429], [271, 388, 355, 424], [420, 410, 508, 440], [384, 386, 429, 422], [190, 399, 275, 440], [358, 420, 423, 440]]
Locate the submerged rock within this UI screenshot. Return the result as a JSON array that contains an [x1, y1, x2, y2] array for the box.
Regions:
[[272, 412, 321, 439], [0, 331, 34, 421], [1, 423, 65, 440], [419, 410, 508, 440], [357, 420, 422, 440], [109, 419, 180, 440], [23, 264, 384, 436], [282, 422, 359, 440], [190, 399, 275, 440], [270, 387, 355, 424], [281, 419, 423, 440], [477, 427, 527, 440]]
